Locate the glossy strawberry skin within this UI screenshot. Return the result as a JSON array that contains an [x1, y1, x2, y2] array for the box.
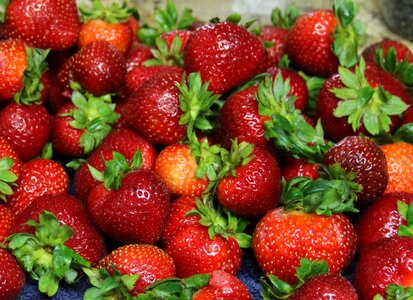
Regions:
[[0, 103, 52, 161], [258, 25, 288, 70], [354, 236, 413, 300], [193, 270, 252, 300], [2, 0, 81, 51], [125, 41, 153, 72], [323, 136, 389, 206], [123, 70, 186, 145], [217, 147, 282, 216], [289, 273, 358, 300], [98, 244, 176, 295], [286, 10, 338, 76], [252, 208, 356, 284], [7, 158, 69, 214], [184, 21, 265, 94], [362, 39, 413, 64], [0, 206, 15, 242], [12, 193, 106, 266], [356, 192, 413, 250], [161, 29, 193, 51], [88, 170, 170, 245], [281, 156, 320, 182], [0, 248, 25, 300], [165, 224, 242, 278]]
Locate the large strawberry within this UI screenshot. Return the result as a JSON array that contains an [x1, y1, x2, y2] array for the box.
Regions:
[[87, 151, 170, 244], [0, 248, 25, 300], [184, 20, 265, 94], [1, 0, 81, 51]]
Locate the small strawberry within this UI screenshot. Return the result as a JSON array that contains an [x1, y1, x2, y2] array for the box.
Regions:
[[0, 205, 15, 242], [1, 0, 81, 51], [7, 158, 69, 214], [0, 248, 25, 300], [281, 156, 320, 182]]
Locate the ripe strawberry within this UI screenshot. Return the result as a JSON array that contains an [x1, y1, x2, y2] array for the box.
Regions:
[[1, 0, 81, 51], [161, 29, 193, 50], [74, 127, 156, 201], [381, 142, 413, 194], [184, 21, 265, 94], [87, 151, 170, 244], [354, 236, 413, 299], [323, 135, 388, 206], [285, 1, 365, 76], [7, 158, 68, 214], [125, 41, 153, 72], [71, 41, 126, 96], [0, 248, 25, 300], [0, 205, 15, 242], [0, 102, 51, 161], [281, 156, 320, 182], [155, 143, 209, 198], [362, 39, 413, 65], [356, 192, 413, 250], [12, 193, 106, 265], [95, 244, 176, 295]]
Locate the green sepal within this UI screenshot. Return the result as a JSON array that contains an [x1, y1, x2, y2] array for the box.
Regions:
[[298, 71, 326, 119], [79, 0, 138, 24], [331, 0, 366, 68], [218, 139, 254, 179], [14, 46, 49, 105], [144, 35, 184, 67], [270, 4, 298, 29], [40, 143, 53, 160], [397, 200, 413, 237], [392, 123, 413, 144], [332, 58, 409, 136], [0, 157, 17, 202], [0, 0, 9, 23], [257, 74, 331, 162], [66, 158, 87, 171], [137, 0, 196, 46], [232, 72, 270, 94], [5, 211, 90, 297], [375, 47, 413, 87], [373, 284, 413, 300]]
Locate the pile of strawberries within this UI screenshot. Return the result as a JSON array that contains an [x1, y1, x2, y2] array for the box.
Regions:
[[0, 0, 413, 299]]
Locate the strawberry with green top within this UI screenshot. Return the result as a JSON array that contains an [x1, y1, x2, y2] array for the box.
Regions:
[[373, 285, 413, 300], [0, 248, 25, 300], [5, 211, 91, 297], [52, 82, 120, 158], [261, 258, 357, 300], [286, 0, 366, 76], [87, 150, 170, 244]]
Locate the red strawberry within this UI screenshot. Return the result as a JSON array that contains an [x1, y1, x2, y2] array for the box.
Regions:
[[71, 41, 126, 96], [323, 135, 389, 206], [7, 158, 68, 214], [87, 152, 170, 244], [184, 21, 265, 94], [281, 156, 320, 182], [125, 41, 153, 72], [0, 205, 15, 242], [12, 193, 106, 265], [1, 0, 81, 51], [193, 270, 252, 300], [356, 192, 413, 250], [96, 244, 176, 295], [0, 102, 51, 161], [362, 39, 413, 65], [161, 30, 193, 50], [354, 236, 413, 299], [0, 248, 25, 300], [74, 127, 156, 201]]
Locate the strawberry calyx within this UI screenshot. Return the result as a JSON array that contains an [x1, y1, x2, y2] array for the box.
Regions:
[[0, 157, 17, 202], [397, 200, 413, 237], [61, 82, 120, 155], [373, 284, 413, 300], [3, 211, 90, 297], [186, 198, 251, 248], [88, 150, 143, 190], [331, 58, 409, 136], [83, 265, 139, 300], [261, 258, 329, 300], [374, 46, 413, 87], [257, 73, 331, 162], [331, 0, 366, 68], [144, 36, 184, 67], [298, 71, 326, 119], [136, 274, 210, 299], [79, 0, 139, 24], [281, 163, 361, 216], [270, 4, 299, 30], [14, 46, 49, 105], [138, 0, 196, 46], [219, 139, 254, 178]]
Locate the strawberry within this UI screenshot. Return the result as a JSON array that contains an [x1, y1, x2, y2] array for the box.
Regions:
[[11, 193, 106, 266], [184, 21, 265, 94], [74, 127, 156, 201], [78, 0, 138, 54], [5, 211, 90, 297], [285, 0, 365, 76], [362, 39, 413, 65], [1, 0, 81, 51], [281, 156, 320, 182], [125, 41, 153, 72], [7, 158, 69, 214], [0, 248, 25, 300], [87, 151, 170, 244], [356, 192, 413, 250], [323, 135, 389, 206], [90, 244, 176, 296], [71, 41, 126, 96], [0, 205, 15, 242]]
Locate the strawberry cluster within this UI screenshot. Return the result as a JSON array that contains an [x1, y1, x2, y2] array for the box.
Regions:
[[0, 0, 412, 299]]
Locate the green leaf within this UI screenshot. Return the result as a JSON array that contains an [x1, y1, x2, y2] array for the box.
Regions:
[[271, 4, 298, 29], [182, 274, 210, 289], [38, 269, 59, 297], [393, 124, 413, 143], [79, 0, 137, 23], [260, 275, 294, 300], [295, 258, 329, 285]]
